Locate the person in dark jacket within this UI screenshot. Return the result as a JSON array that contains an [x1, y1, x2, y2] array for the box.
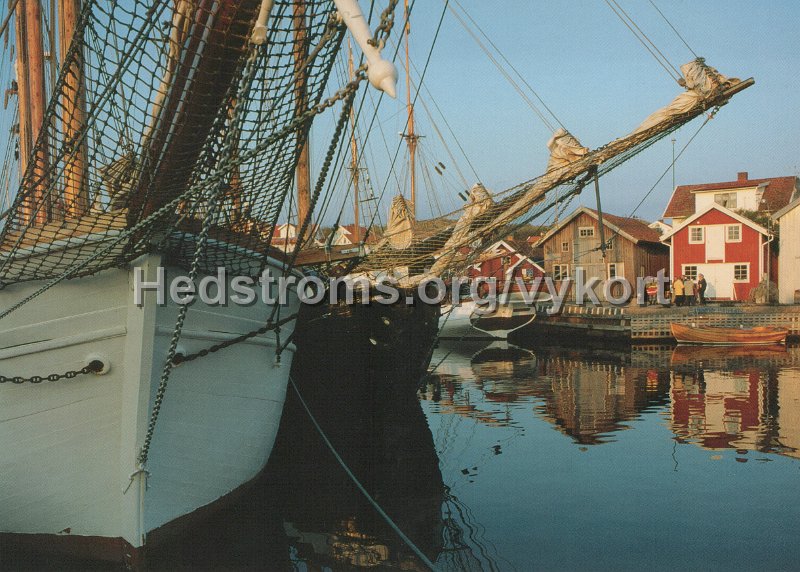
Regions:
[[697, 273, 707, 305]]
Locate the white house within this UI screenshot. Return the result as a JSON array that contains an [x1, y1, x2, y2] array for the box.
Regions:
[[663, 171, 798, 226], [773, 196, 800, 304]]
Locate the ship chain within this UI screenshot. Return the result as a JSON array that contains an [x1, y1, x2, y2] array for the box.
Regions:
[[0, 361, 103, 384], [170, 313, 298, 365]]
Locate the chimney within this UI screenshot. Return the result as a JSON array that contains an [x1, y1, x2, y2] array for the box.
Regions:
[[737, 171, 748, 181]]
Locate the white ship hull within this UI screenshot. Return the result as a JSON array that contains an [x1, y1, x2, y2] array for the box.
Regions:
[[0, 253, 297, 561]]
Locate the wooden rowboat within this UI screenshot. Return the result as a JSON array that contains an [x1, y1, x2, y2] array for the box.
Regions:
[[670, 322, 788, 345]]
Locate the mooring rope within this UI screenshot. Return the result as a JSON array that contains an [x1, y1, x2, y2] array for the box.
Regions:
[[288, 375, 440, 572]]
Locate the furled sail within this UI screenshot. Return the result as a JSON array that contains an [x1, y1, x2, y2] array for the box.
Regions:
[[352, 59, 753, 285]]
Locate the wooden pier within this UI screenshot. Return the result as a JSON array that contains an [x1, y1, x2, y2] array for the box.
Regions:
[[510, 303, 800, 345]]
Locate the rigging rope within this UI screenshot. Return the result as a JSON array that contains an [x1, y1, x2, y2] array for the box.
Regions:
[[603, 0, 682, 83], [648, 0, 698, 59], [289, 375, 441, 572], [447, 2, 554, 133], [449, 0, 566, 132], [367, 0, 448, 236], [572, 110, 716, 262]]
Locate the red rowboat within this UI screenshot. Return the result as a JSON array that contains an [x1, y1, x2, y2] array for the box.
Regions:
[[670, 322, 788, 345]]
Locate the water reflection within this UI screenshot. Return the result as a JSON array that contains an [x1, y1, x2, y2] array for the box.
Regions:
[[421, 340, 800, 570], [425, 341, 671, 444], [669, 345, 799, 460]]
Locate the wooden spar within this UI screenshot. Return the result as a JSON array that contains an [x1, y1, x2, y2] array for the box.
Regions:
[[13, 0, 31, 221], [402, 0, 417, 219], [347, 38, 360, 244], [15, 0, 50, 225], [293, 0, 311, 242], [59, 0, 89, 218], [129, 0, 261, 224]]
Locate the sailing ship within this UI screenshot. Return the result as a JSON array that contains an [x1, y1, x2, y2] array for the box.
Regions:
[[0, 0, 399, 563], [299, 7, 754, 366]]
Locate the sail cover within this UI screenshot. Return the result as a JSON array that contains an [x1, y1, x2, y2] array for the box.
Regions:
[[633, 58, 741, 134]]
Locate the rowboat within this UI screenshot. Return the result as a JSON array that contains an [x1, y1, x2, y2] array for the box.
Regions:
[[670, 323, 788, 345]]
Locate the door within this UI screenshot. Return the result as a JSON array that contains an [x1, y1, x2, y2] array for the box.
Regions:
[[706, 225, 725, 261], [698, 264, 734, 299]]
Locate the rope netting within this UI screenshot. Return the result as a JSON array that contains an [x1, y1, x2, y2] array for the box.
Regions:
[[347, 68, 753, 284], [0, 0, 348, 285]]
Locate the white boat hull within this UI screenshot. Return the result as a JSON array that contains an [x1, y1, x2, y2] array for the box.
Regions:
[[438, 299, 536, 340], [0, 254, 296, 558]]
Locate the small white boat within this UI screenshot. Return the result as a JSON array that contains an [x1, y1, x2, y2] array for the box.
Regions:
[[439, 297, 536, 340]]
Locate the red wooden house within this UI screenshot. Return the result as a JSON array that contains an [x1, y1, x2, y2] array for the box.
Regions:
[[660, 204, 776, 301], [467, 238, 544, 292]]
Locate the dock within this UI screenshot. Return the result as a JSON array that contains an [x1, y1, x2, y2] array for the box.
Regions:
[[510, 303, 800, 345]]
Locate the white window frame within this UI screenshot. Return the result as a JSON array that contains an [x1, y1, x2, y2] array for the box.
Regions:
[[682, 265, 698, 280], [607, 262, 623, 279], [726, 224, 742, 243], [553, 264, 569, 281], [561, 241, 570, 252], [714, 192, 738, 210], [733, 263, 749, 282], [688, 226, 705, 244], [605, 238, 614, 250], [578, 226, 595, 238]]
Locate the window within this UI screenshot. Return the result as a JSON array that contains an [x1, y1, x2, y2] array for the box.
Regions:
[[553, 264, 569, 281], [714, 192, 738, 209], [734, 264, 749, 281], [605, 238, 614, 250], [726, 224, 741, 242], [607, 263, 623, 278], [561, 241, 570, 252], [524, 268, 535, 278], [501, 256, 511, 266], [682, 265, 698, 280], [579, 226, 595, 238], [689, 226, 704, 244]]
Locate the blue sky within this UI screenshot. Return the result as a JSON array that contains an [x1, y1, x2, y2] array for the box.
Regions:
[[317, 1, 800, 227]]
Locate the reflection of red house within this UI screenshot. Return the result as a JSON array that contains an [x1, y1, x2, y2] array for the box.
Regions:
[[466, 239, 544, 292], [671, 370, 764, 451], [661, 204, 775, 300]]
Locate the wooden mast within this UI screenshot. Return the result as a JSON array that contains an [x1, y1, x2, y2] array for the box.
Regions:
[[293, 0, 311, 242], [402, 0, 417, 220], [347, 38, 360, 244], [59, 0, 89, 217], [15, 0, 49, 225], [13, 0, 31, 222]]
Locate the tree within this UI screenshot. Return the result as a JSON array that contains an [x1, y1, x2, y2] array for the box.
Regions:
[[735, 209, 779, 254]]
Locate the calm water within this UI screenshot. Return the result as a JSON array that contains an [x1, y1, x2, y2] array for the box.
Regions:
[[6, 341, 800, 571], [416, 341, 800, 571]]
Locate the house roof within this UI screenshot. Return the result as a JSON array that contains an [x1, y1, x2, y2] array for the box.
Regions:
[[338, 224, 382, 244], [663, 175, 798, 219], [660, 203, 769, 242], [471, 238, 545, 272], [537, 206, 662, 246], [773, 195, 800, 220]]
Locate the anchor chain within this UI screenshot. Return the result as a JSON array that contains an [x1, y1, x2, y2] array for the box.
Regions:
[[0, 360, 103, 384]]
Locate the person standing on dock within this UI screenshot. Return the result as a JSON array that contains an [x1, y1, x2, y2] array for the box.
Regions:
[[697, 274, 707, 305], [684, 276, 696, 306], [673, 276, 685, 306]]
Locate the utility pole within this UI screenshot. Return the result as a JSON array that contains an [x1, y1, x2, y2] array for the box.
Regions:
[[671, 137, 676, 191]]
